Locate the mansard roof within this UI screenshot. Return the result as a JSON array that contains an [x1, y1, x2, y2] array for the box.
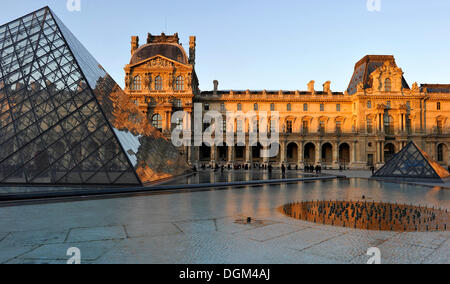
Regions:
[[347, 55, 410, 95], [421, 84, 450, 93]]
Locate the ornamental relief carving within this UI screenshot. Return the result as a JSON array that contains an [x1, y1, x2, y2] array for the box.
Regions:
[[146, 57, 173, 68], [370, 61, 404, 92]]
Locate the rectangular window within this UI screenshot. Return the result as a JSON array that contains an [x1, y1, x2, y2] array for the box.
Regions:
[[367, 119, 373, 134], [173, 99, 182, 108], [320, 104, 324, 112], [302, 121, 308, 134], [319, 121, 325, 133], [437, 120, 443, 134], [303, 104, 308, 111], [237, 103, 242, 111], [387, 101, 391, 109], [287, 104, 291, 111], [222, 119, 227, 132], [437, 102, 441, 111], [336, 121, 342, 133], [270, 120, 277, 133], [406, 101, 411, 110], [204, 103, 209, 111], [270, 103, 275, 111], [336, 104, 341, 112], [237, 120, 243, 132], [286, 120, 293, 133], [175, 118, 183, 131], [220, 103, 225, 112], [367, 101, 372, 109]]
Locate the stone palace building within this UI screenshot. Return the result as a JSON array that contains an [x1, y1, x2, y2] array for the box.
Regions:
[[123, 33, 450, 170]]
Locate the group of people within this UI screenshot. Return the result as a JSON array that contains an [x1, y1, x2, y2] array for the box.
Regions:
[[195, 163, 326, 175], [304, 164, 322, 174]]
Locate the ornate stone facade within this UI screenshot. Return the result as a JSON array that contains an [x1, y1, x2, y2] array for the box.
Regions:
[[125, 36, 450, 170]]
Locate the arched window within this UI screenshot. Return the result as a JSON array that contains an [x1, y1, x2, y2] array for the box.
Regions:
[[155, 76, 162, 90], [175, 76, 184, 91], [151, 114, 163, 131], [132, 76, 141, 91], [385, 78, 392, 92]]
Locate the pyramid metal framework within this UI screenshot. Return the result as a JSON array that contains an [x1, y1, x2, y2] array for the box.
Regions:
[[0, 7, 187, 186], [373, 142, 450, 181]]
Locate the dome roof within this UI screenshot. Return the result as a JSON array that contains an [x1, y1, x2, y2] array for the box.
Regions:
[[130, 43, 188, 65]]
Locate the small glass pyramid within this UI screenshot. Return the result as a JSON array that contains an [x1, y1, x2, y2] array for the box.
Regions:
[[373, 141, 450, 181]]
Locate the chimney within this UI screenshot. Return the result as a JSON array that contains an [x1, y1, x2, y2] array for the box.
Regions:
[[131, 36, 139, 55], [323, 81, 331, 93], [189, 36, 196, 66], [307, 80, 315, 93], [213, 80, 219, 95]]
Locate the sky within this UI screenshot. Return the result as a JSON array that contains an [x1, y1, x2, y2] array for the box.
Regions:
[[1, 0, 450, 92]]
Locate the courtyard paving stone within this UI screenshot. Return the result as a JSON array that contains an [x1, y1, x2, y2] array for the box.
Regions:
[[66, 226, 127, 243], [0, 178, 447, 264]]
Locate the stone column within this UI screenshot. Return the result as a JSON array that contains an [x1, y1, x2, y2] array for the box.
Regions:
[[352, 141, 357, 163], [333, 142, 339, 168], [245, 143, 252, 164], [166, 111, 171, 132], [376, 142, 381, 164], [263, 146, 269, 165], [194, 146, 200, 166], [298, 141, 304, 166], [315, 142, 321, 165], [433, 142, 437, 160], [211, 146, 216, 166], [228, 146, 234, 165], [280, 141, 286, 165]]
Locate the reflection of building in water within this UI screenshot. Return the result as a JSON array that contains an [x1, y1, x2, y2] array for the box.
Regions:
[[126, 35, 450, 170], [0, 7, 188, 186]]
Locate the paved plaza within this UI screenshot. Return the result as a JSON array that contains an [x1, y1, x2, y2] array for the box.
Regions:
[[0, 177, 448, 264]]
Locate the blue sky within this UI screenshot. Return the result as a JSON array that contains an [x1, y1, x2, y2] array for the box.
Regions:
[[1, 0, 450, 92]]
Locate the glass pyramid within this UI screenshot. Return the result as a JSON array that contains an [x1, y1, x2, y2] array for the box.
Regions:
[[0, 7, 188, 187], [373, 142, 450, 181]]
